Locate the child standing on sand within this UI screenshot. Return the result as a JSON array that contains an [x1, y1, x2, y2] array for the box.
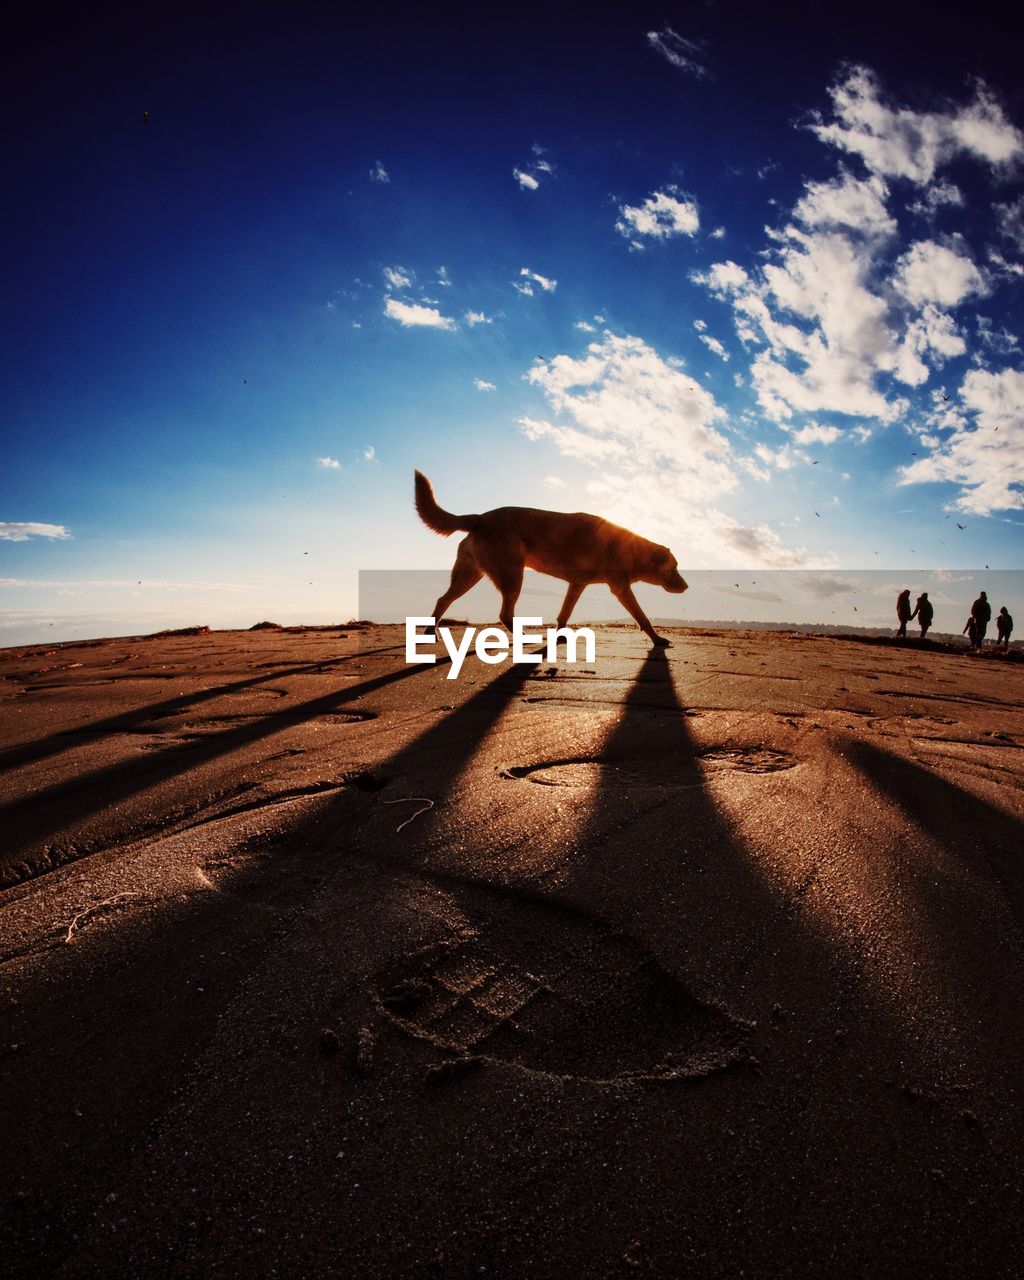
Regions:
[[996, 607, 1013, 646]]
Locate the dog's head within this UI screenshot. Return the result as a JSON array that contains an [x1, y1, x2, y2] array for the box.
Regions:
[[644, 544, 688, 594]]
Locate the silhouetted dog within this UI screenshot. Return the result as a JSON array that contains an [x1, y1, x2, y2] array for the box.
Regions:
[[414, 471, 688, 647]]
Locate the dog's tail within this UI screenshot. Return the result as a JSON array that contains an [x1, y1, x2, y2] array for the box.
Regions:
[[414, 471, 479, 536]]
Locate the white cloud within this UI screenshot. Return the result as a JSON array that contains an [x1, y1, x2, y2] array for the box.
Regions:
[[369, 160, 390, 184], [316, 457, 341, 470], [792, 171, 895, 237], [899, 367, 1024, 513], [543, 475, 566, 489], [519, 332, 811, 567], [363, 446, 376, 462], [693, 260, 749, 293], [892, 240, 985, 307], [0, 522, 71, 542], [646, 27, 709, 79], [754, 442, 799, 470], [711, 226, 726, 239], [693, 144, 996, 426], [616, 187, 699, 245], [513, 268, 557, 297], [976, 316, 1020, 355], [513, 145, 555, 191], [473, 378, 496, 392], [383, 266, 411, 290], [792, 423, 842, 445], [995, 196, 1024, 253], [437, 266, 452, 287], [808, 65, 1024, 184], [465, 311, 493, 326], [384, 298, 456, 330], [575, 320, 596, 333], [697, 333, 729, 361], [909, 180, 964, 217]]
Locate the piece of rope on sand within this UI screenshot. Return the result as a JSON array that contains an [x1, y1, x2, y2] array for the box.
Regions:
[[381, 797, 435, 833]]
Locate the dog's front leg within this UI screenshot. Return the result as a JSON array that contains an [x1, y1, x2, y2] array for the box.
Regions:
[[556, 582, 585, 628], [611, 582, 670, 647]]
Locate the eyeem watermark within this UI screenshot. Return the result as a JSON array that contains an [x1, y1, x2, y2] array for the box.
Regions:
[[406, 616, 596, 679]]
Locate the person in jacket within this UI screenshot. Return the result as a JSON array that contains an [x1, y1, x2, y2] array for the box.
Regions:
[[911, 591, 934, 638], [996, 606, 1013, 646], [970, 591, 992, 646], [896, 589, 912, 638]]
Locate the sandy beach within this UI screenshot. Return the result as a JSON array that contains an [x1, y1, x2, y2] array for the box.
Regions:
[[2, 623, 1024, 1278]]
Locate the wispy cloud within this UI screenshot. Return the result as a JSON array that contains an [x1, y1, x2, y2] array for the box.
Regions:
[[513, 144, 555, 191], [807, 65, 1024, 183], [693, 159, 987, 425], [465, 310, 493, 326], [473, 378, 496, 392], [0, 522, 71, 542], [384, 298, 456, 329], [899, 367, 1024, 513], [791, 423, 841, 445], [316, 456, 341, 469], [616, 187, 699, 248], [696, 329, 730, 361], [646, 28, 709, 79], [519, 332, 812, 567], [513, 267, 557, 296], [369, 160, 390, 184], [383, 265, 411, 289], [363, 446, 376, 462]]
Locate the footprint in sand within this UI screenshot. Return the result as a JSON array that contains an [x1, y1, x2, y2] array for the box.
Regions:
[[372, 895, 751, 1083]]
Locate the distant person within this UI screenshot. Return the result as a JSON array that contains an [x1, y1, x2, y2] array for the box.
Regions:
[[996, 606, 1013, 646], [896, 588, 912, 638], [963, 616, 978, 648], [970, 591, 992, 647], [911, 592, 933, 638]]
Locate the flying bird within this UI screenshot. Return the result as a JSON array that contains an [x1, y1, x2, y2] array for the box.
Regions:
[[957, 523, 966, 530], [814, 511, 821, 518], [811, 460, 819, 465], [942, 393, 951, 402]]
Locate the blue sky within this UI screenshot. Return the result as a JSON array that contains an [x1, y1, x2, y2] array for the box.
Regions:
[[2, 5, 1022, 644]]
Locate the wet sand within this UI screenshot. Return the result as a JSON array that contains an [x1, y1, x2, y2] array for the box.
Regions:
[[2, 624, 1023, 1278]]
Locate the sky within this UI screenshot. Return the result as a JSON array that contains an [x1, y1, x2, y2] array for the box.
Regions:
[[2, 3, 1022, 645]]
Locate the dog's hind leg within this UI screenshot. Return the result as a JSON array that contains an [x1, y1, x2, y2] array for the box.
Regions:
[[556, 582, 585, 628], [432, 537, 482, 622], [610, 582, 670, 647]]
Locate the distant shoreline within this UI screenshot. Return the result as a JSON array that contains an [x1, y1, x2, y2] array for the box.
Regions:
[[3, 618, 1019, 658]]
